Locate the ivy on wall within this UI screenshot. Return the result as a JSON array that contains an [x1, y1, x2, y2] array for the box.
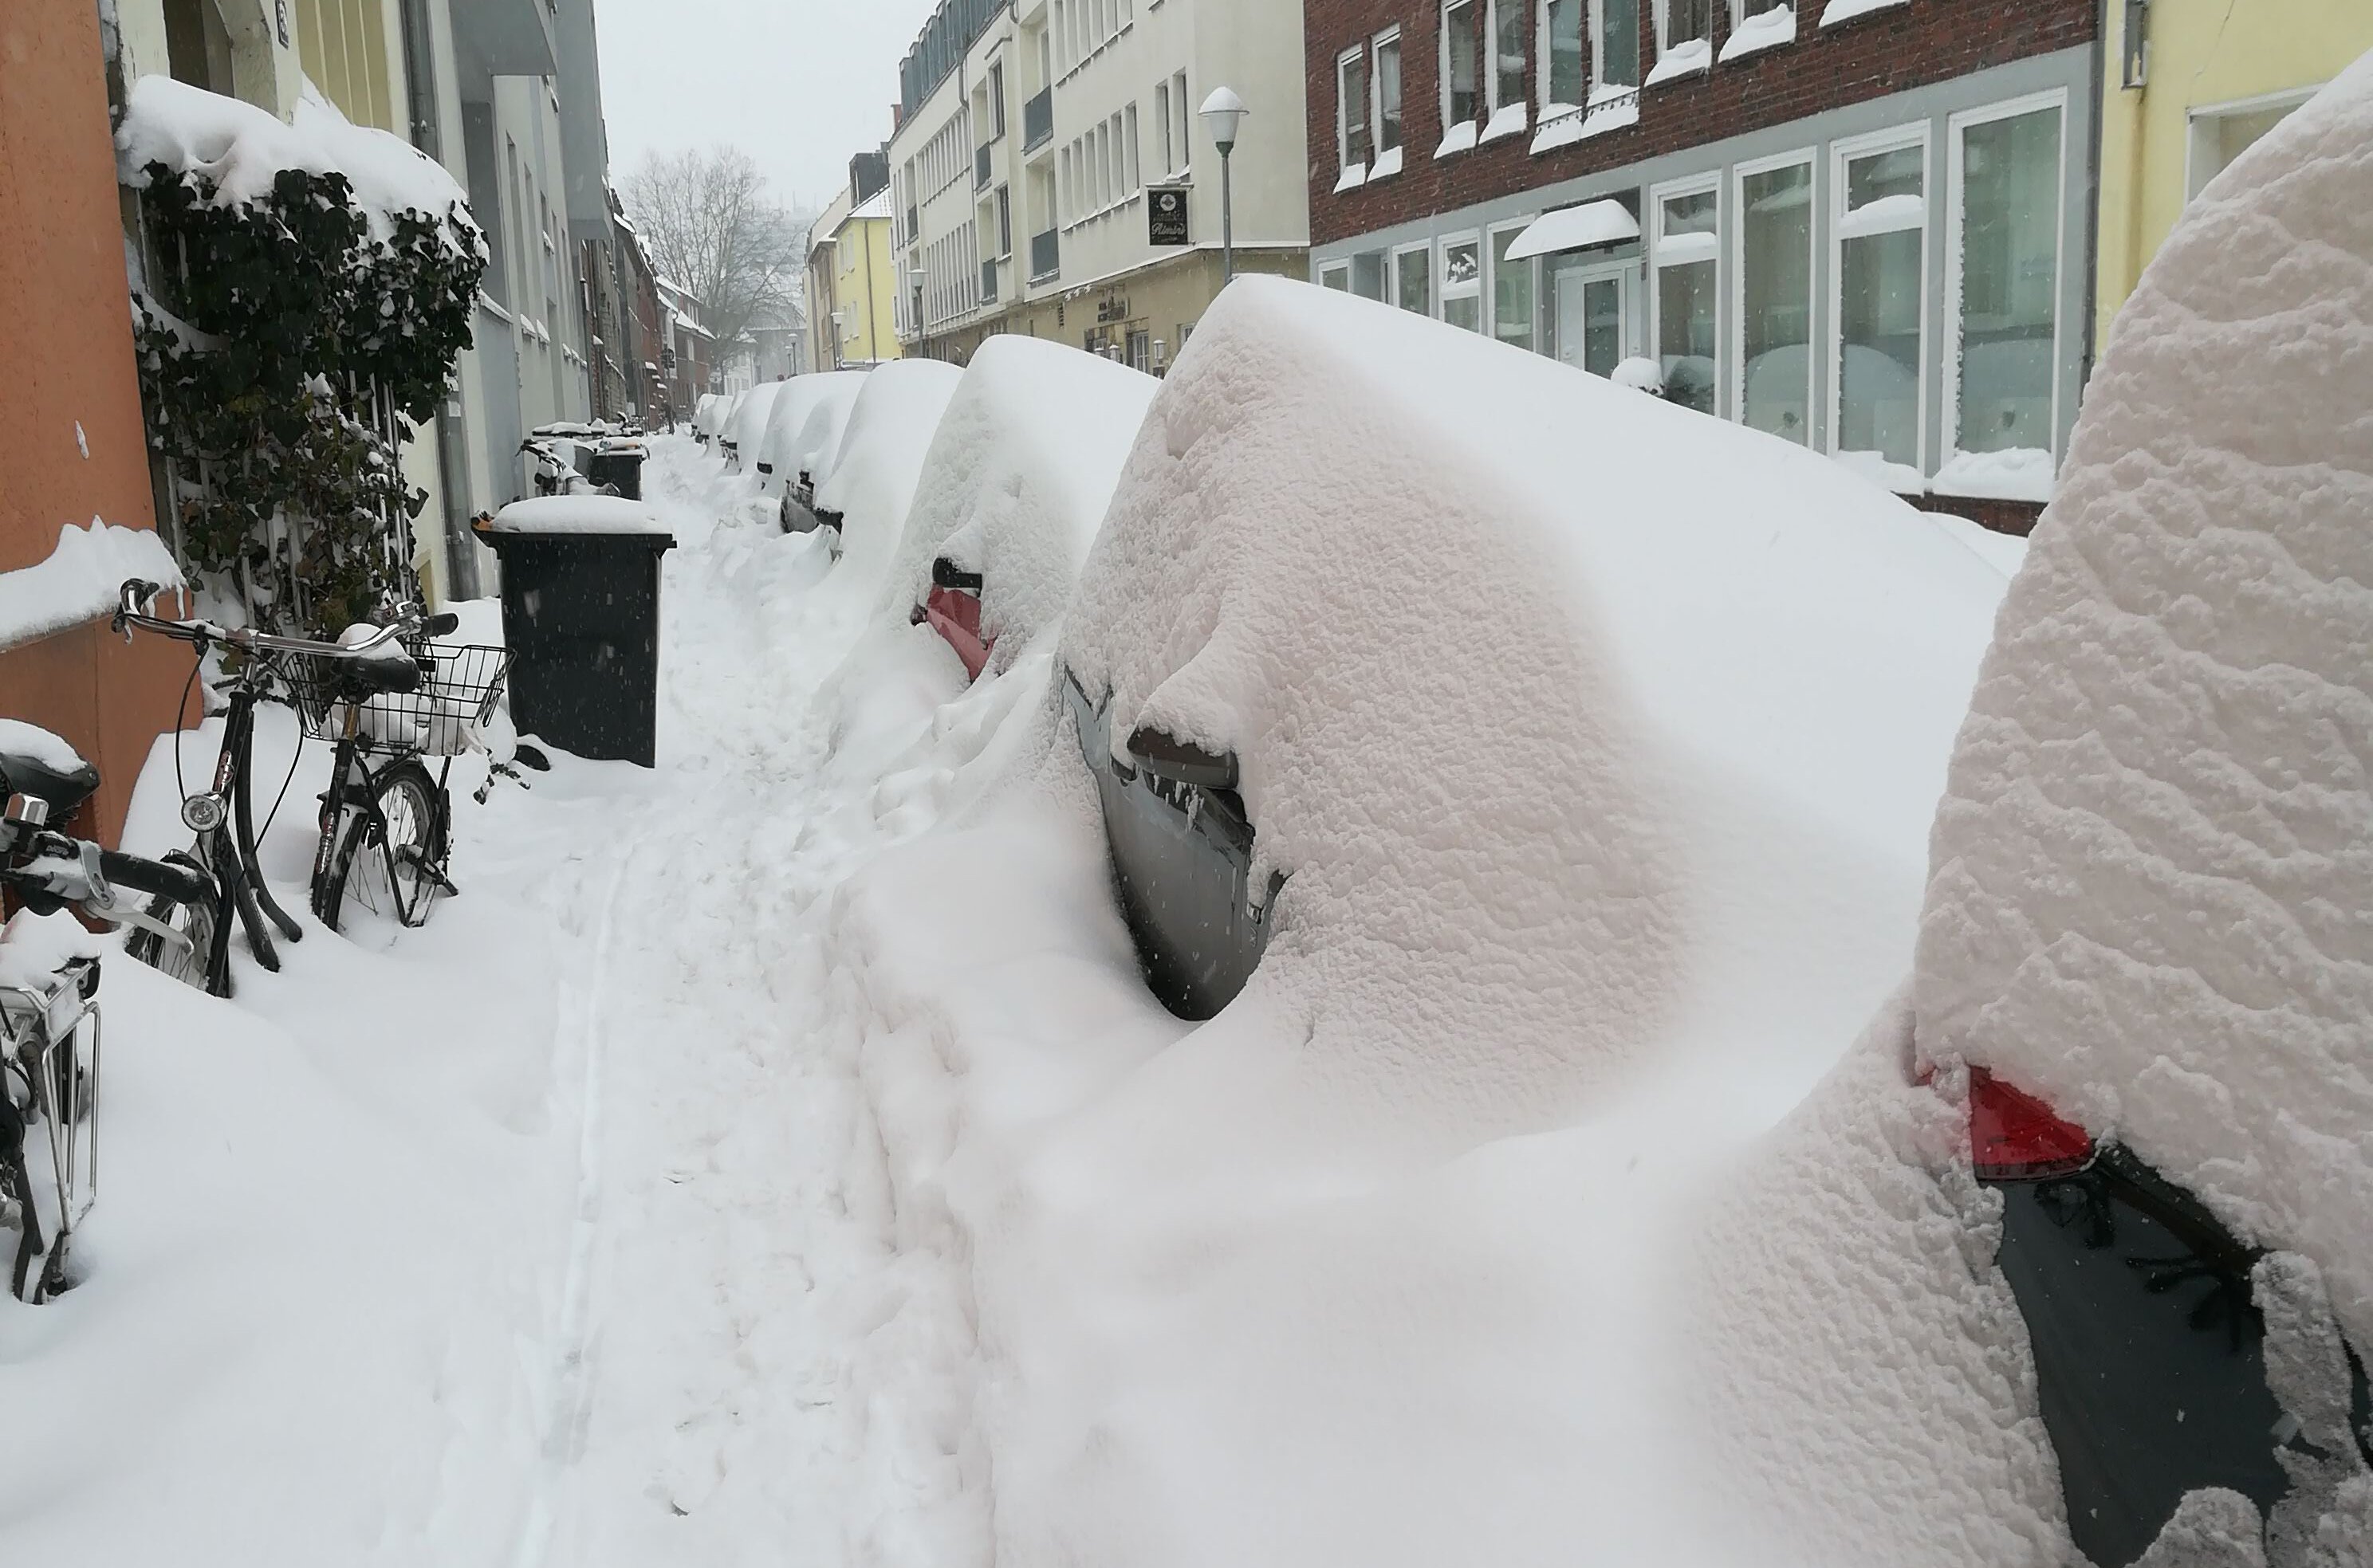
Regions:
[[132, 160, 486, 635]]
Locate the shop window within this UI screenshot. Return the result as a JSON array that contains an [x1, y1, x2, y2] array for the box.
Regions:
[[1320, 262, 1352, 291], [1737, 157, 1814, 443], [1395, 245, 1433, 314], [1832, 133, 1928, 486], [1653, 183, 1719, 414], [1352, 251, 1390, 301], [1442, 235, 1483, 331], [1948, 100, 2064, 486]]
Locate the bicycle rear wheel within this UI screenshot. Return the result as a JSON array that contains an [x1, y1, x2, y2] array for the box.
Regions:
[[317, 759, 448, 933]]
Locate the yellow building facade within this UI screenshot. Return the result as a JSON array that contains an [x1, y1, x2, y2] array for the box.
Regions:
[[828, 192, 902, 370], [2097, 0, 2373, 352]]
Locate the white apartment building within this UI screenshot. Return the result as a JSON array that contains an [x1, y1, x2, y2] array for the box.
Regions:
[[886, 0, 1308, 369]]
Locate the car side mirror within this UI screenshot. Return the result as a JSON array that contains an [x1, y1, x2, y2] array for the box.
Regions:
[[1126, 725, 1238, 790]]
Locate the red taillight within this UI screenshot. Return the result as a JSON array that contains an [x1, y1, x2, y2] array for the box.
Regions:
[[1968, 1068, 2095, 1180]]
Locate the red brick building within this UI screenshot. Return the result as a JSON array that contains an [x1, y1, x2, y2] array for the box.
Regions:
[[1305, 0, 2099, 532]]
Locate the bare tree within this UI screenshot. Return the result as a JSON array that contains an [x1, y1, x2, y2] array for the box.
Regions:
[[623, 146, 809, 354]]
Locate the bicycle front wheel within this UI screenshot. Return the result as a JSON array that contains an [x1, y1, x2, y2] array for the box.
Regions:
[[120, 850, 222, 992], [317, 759, 449, 933]]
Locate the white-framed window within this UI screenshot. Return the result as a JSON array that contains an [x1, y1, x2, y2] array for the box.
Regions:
[[1442, 0, 1482, 133], [1487, 0, 1527, 116], [1540, 0, 1585, 114], [990, 62, 1007, 137], [1721, 0, 1796, 63], [1394, 241, 1433, 314], [1440, 231, 1483, 330], [1733, 150, 1816, 445], [1171, 71, 1191, 173], [1651, 175, 1720, 413], [1828, 124, 1930, 489], [1942, 92, 2067, 497], [2186, 85, 2320, 201], [1125, 104, 1140, 193], [1352, 250, 1389, 301], [1655, 0, 1714, 70], [1155, 80, 1174, 174], [1320, 261, 1352, 291], [1337, 45, 1372, 185], [1372, 29, 1405, 175], [1489, 218, 1538, 349], [1592, 0, 1641, 92]]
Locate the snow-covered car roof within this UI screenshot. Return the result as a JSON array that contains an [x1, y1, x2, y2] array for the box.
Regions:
[[722, 383, 785, 458], [880, 337, 1158, 664], [813, 360, 962, 587], [1916, 55, 2373, 1342], [755, 372, 868, 489]]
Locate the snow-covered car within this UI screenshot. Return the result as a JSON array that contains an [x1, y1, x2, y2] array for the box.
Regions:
[[718, 383, 785, 473], [807, 360, 961, 560], [691, 393, 726, 447], [1896, 69, 2373, 1568], [880, 337, 1156, 681], [750, 370, 864, 509]]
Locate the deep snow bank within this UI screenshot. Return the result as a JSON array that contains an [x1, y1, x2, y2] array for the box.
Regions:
[[879, 337, 1158, 664], [1915, 57, 2373, 1337]]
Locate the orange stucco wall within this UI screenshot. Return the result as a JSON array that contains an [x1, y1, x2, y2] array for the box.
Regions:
[[0, 4, 195, 845]]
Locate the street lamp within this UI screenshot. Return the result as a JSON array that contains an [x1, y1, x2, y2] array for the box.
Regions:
[[1199, 86, 1246, 285]]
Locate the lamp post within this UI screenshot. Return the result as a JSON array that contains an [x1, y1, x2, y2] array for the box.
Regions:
[[1199, 86, 1247, 285]]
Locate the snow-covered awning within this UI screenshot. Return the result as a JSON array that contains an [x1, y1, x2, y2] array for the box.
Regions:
[[1504, 199, 1640, 261]]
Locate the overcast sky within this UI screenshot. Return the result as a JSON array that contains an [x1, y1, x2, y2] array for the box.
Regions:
[[593, 0, 940, 214]]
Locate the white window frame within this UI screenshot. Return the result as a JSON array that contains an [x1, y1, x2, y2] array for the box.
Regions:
[[1392, 238, 1434, 314], [1826, 120, 1932, 486], [1942, 90, 2069, 472], [1649, 171, 1722, 415], [1654, 0, 1714, 67], [1592, 0, 1641, 92], [1371, 27, 1405, 171], [1438, 229, 1484, 325], [2183, 83, 2320, 201], [1155, 80, 1174, 175], [1440, 0, 1481, 132], [1487, 215, 1541, 350], [1730, 0, 1793, 22], [1730, 146, 1818, 442], [1319, 260, 1352, 291], [1337, 45, 1371, 180]]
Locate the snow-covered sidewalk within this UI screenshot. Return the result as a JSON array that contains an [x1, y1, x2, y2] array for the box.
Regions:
[[0, 436, 990, 1566]]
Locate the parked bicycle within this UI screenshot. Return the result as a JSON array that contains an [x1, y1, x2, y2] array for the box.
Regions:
[[2, 727, 215, 1300], [112, 582, 512, 996]]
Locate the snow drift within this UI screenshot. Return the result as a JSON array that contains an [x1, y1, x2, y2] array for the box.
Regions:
[[879, 337, 1158, 666], [1915, 57, 2373, 1340]]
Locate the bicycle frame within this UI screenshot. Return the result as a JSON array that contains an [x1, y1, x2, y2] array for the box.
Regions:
[[195, 667, 308, 994]]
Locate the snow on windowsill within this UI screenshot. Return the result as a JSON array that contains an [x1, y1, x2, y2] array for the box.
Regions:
[[1368, 145, 1404, 181], [1434, 120, 1480, 159], [1821, 0, 1909, 26], [0, 520, 186, 652], [1835, 193, 1926, 239], [1645, 38, 1712, 87], [1334, 163, 1368, 195], [1832, 450, 1926, 495], [1719, 6, 1797, 61], [1655, 230, 1719, 264], [1479, 102, 1529, 145], [1538, 91, 1641, 151], [1931, 447, 2056, 504]]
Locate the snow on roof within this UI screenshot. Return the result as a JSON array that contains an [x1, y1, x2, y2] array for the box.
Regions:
[[1915, 56, 2373, 1338], [881, 337, 1157, 663], [0, 519, 185, 650], [847, 188, 895, 224], [1068, 274, 2010, 1133], [117, 77, 479, 248], [1503, 198, 1639, 261], [755, 372, 869, 486], [813, 360, 962, 591], [484, 496, 674, 536]]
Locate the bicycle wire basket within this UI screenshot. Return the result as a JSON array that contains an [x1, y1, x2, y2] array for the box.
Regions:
[[283, 642, 514, 757]]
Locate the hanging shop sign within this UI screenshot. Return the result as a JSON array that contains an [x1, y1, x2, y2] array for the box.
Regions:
[[1148, 186, 1190, 247]]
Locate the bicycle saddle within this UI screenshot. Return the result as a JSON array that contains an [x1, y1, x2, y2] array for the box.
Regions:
[[0, 725, 100, 821], [338, 650, 425, 698]]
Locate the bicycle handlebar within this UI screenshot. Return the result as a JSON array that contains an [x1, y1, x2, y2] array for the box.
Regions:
[[114, 580, 427, 659]]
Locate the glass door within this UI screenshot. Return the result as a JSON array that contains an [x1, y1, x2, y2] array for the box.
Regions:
[[1554, 261, 1638, 378]]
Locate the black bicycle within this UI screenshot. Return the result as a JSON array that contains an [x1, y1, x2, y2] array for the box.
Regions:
[[113, 582, 510, 994], [2, 732, 215, 1299]]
